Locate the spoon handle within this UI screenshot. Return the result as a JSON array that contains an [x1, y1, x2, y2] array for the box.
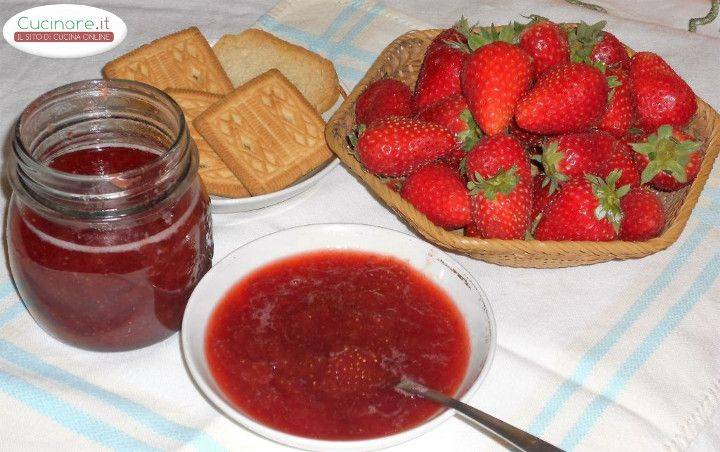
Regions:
[[396, 380, 563, 452]]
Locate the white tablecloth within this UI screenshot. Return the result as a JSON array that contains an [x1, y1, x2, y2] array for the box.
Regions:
[[1, 0, 719, 450]]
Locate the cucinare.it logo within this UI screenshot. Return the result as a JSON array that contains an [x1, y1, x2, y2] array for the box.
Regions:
[[3, 4, 126, 58]]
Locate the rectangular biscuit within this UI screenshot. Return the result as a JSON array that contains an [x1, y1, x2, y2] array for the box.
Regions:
[[104, 27, 233, 95], [193, 69, 333, 195], [165, 88, 250, 198]]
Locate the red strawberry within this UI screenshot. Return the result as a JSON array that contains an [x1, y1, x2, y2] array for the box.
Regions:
[[464, 222, 481, 237], [534, 132, 601, 191], [567, 21, 629, 69], [629, 52, 697, 132], [534, 171, 629, 241], [401, 162, 472, 229], [461, 27, 534, 136], [416, 94, 482, 167], [355, 79, 412, 125], [351, 117, 455, 177], [630, 125, 704, 191], [515, 62, 608, 134], [589, 32, 629, 68], [466, 135, 532, 239], [412, 26, 467, 111], [619, 187, 665, 241], [532, 174, 554, 220], [509, 121, 545, 153], [519, 19, 570, 75], [596, 140, 640, 188], [594, 130, 617, 161], [598, 68, 633, 137], [320, 347, 391, 396]]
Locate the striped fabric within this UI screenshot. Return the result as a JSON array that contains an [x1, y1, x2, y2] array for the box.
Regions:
[[1, 1, 719, 450]]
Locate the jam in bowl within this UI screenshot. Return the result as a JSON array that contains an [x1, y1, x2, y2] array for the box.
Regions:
[[7, 79, 213, 352], [181, 224, 495, 451]]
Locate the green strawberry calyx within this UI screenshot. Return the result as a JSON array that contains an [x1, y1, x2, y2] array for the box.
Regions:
[[346, 124, 366, 160], [587, 169, 630, 233], [458, 109, 483, 151], [532, 141, 567, 193], [452, 17, 523, 52], [606, 74, 621, 103], [467, 166, 519, 200], [565, 20, 607, 69], [630, 125, 703, 184]]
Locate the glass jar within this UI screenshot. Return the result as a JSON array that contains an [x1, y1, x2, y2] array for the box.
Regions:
[[7, 79, 213, 352]]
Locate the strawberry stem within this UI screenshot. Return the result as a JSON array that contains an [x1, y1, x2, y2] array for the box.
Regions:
[[467, 166, 519, 200], [630, 125, 703, 184], [586, 170, 629, 233], [689, 0, 719, 32], [535, 141, 568, 193], [563, 0, 608, 13], [458, 109, 483, 151]]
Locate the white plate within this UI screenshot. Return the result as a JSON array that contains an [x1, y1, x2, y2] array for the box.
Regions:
[[181, 223, 496, 451], [209, 158, 339, 214]]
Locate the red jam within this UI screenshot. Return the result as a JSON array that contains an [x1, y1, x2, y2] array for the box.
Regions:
[[205, 250, 470, 440], [8, 146, 212, 351]]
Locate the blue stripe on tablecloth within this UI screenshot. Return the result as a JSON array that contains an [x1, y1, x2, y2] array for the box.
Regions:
[[257, 2, 382, 86], [0, 340, 223, 450], [530, 193, 720, 439], [528, 221, 711, 435], [0, 368, 156, 450], [325, 2, 384, 62], [561, 250, 720, 450]]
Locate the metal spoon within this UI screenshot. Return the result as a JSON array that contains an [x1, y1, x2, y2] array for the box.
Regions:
[[395, 379, 563, 452]]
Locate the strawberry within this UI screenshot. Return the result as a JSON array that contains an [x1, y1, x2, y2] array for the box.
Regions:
[[598, 68, 633, 137], [534, 170, 630, 241], [351, 117, 455, 177], [412, 25, 467, 111], [464, 222, 481, 237], [515, 62, 608, 134], [519, 18, 570, 75], [630, 125, 704, 191], [566, 21, 629, 69], [509, 121, 544, 153], [401, 162, 472, 229], [460, 24, 534, 136], [320, 347, 391, 396], [596, 140, 640, 188], [466, 135, 532, 239], [619, 187, 665, 241], [629, 52, 697, 132], [355, 79, 412, 126], [416, 94, 482, 167], [534, 132, 601, 191], [532, 174, 554, 220], [589, 32, 629, 69]]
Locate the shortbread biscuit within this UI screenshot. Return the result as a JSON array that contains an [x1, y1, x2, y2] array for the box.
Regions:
[[193, 69, 333, 195], [104, 27, 233, 95], [213, 29, 339, 113], [164, 88, 250, 198]]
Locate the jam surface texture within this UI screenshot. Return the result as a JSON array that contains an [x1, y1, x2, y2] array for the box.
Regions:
[[206, 250, 470, 440]]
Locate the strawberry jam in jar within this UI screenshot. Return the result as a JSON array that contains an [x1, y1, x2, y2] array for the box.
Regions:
[[7, 80, 213, 351]]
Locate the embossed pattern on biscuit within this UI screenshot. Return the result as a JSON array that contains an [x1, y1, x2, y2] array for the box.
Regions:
[[166, 89, 249, 198], [194, 69, 332, 195], [104, 28, 233, 95]]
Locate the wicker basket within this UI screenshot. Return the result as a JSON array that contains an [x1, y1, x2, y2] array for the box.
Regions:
[[325, 29, 720, 268]]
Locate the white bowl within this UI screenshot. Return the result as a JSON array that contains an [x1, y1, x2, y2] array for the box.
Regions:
[[181, 223, 496, 451], [209, 158, 339, 214]]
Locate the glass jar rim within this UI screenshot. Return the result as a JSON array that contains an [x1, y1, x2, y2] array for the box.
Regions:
[[13, 78, 187, 183], [10, 78, 198, 221]]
